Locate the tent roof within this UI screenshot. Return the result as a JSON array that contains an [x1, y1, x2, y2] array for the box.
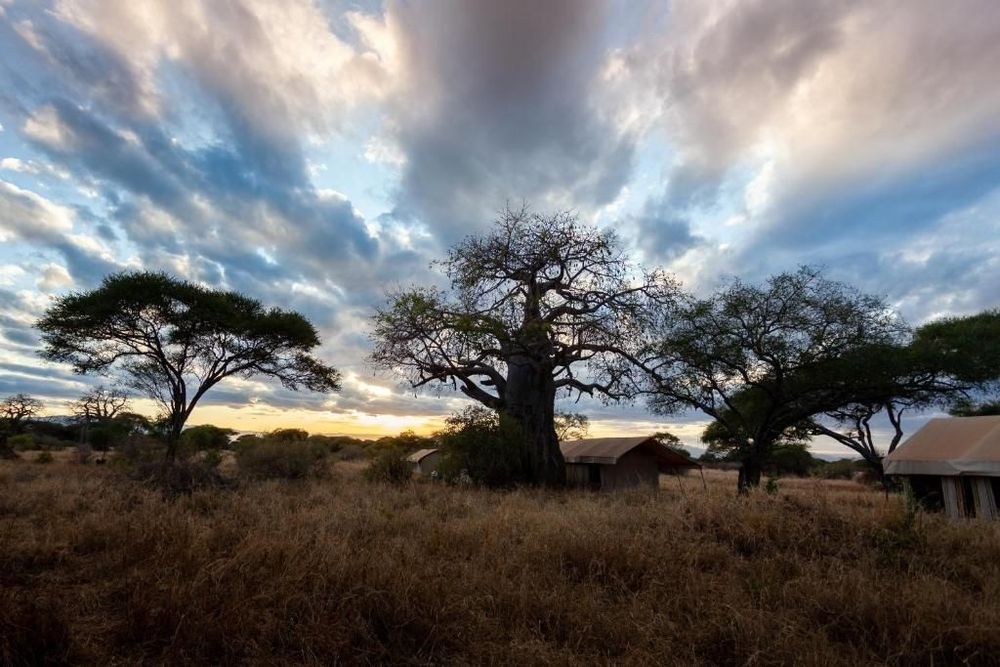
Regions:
[[560, 436, 701, 468], [407, 448, 439, 463], [884, 416, 1000, 476]]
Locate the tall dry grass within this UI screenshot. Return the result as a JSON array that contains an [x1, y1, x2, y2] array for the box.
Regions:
[[2, 459, 999, 665]]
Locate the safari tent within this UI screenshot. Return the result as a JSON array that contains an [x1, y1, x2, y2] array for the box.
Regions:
[[560, 436, 701, 491], [884, 416, 1000, 520], [408, 448, 441, 476]]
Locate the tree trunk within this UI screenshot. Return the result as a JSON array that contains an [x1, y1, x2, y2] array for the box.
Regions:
[[504, 355, 565, 487], [737, 440, 767, 494], [163, 415, 184, 465], [737, 458, 762, 494]]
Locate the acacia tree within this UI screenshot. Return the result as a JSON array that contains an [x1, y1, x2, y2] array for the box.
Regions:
[[371, 208, 676, 486], [811, 309, 1000, 479], [642, 267, 907, 493], [37, 272, 341, 463], [0, 393, 43, 458]]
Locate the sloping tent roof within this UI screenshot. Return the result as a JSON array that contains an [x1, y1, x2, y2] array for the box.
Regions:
[[560, 436, 701, 468], [884, 416, 1000, 476], [407, 448, 439, 464]]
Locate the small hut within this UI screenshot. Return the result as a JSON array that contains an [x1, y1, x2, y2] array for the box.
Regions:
[[884, 416, 1000, 520], [408, 448, 441, 476], [561, 436, 701, 491]]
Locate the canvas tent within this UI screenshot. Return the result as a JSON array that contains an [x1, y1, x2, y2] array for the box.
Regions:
[[884, 416, 1000, 520], [560, 436, 701, 491], [408, 448, 441, 476]]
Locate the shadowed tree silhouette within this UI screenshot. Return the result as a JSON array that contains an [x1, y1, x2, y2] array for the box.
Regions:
[[37, 272, 341, 463], [371, 207, 676, 486]]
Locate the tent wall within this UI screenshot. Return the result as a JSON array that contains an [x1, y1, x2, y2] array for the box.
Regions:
[[600, 449, 659, 491], [412, 451, 441, 476]]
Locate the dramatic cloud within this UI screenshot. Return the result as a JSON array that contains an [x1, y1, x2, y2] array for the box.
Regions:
[[0, 0, 997, 446], [379, 0, 637, 237]]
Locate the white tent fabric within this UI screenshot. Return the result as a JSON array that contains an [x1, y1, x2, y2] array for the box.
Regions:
[[884, 416, 1000, 476]]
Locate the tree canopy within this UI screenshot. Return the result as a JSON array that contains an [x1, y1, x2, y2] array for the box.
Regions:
[[642, 267, 908, 492], [37, 272, 341, 462], [372, 207, 676, 485], [0, 393, 43, 458]]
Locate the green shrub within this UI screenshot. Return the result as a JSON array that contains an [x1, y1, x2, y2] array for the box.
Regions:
[[268, 428, 309, 442], [336, 444, 367, 461], [111, 436, 165, 469], [362, 447, 412, 485], [235, 439, 328, 480], [436, 407, 526, 487], [35, 450, 54, 464], [9, 434, 35, 451], [180, 425, 236, 456]]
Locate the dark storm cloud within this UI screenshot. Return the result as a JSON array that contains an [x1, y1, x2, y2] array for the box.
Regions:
[[386, 0, 636, 237]]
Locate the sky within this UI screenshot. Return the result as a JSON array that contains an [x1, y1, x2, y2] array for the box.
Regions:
[[1, 0, 999, 454]]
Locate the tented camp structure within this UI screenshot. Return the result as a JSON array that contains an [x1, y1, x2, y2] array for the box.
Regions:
[[408, 448, 441, 476], [884, 416, 1000, 520], [560, 436, 701, 491]]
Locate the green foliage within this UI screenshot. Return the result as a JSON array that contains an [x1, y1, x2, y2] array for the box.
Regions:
[[181, 425, 236, 456], [652, 431, 692, 458], [35, 450, 54, 464], [362, 447, 412, 485], [436, 407, 526, 487], [764, 477, 779, 495], [766, 443, 815, 477], [949, 399, 1000, 417], [268, 428, 309, 442], [112, 437, 166, 469], [914, 308, 1000, 385], [36, 271, 341, 461], [812, 458, 865, 480], [235, 439, 328, 480], [367, 429, 435, 457], [9, 434, 35, 451]]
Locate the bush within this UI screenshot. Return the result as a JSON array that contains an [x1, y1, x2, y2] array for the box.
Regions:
[[335, 444, 367, 461], [35, 451, 54, 464], [9, 434, 35, 451], [437, 407, 526, 487], [180, 425, 236, 456], [129, 459, 229, 497], [112, 436, 165, 469], [235, 439, 328, 480], [362, 448, 412, 485]]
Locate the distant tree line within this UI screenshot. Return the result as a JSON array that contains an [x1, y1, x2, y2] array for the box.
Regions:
[[9, 206, 997, 494]]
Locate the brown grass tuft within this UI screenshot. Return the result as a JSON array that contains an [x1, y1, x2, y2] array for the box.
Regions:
[[1, 460, 999, 664]]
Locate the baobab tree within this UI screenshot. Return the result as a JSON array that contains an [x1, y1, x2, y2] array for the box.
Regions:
[[0, 393, 43, 458], [371, 207, 676, 486]]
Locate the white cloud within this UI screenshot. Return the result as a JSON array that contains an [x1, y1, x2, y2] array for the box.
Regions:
[[52, 0, 394, 134], [37, 263, 74, 291], [1, 157, 70, 179], [0, 178, 75, 241], [22, 106, 76, 149]]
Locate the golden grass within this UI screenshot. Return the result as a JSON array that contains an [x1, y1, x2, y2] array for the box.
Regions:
[[2, 459, 1000, 665]]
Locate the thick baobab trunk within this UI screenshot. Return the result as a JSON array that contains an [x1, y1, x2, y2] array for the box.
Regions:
[[504, 355, 565, 487]]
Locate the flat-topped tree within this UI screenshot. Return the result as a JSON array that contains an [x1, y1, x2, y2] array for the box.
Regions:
[[37, 272, 341, 463], [371, 207, 677, 486]]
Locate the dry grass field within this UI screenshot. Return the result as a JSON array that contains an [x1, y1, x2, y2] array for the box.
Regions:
[[3, 456, 1000, 665]]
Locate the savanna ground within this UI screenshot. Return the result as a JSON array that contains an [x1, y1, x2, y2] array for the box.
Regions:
[[3, 452, 1000, 666]]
